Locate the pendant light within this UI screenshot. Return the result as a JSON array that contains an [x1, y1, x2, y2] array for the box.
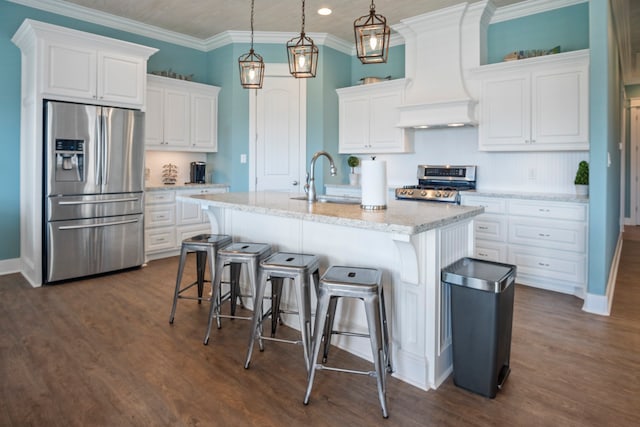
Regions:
[[238, 0, 265, 89], [354, 0, 390, 64], [286, 0, 318, 78]]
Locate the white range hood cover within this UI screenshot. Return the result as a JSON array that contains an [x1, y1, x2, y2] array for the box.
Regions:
[[394, 1, 494, 128]]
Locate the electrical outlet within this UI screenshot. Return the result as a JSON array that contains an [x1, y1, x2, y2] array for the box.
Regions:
[[240, 154, 247, 164]]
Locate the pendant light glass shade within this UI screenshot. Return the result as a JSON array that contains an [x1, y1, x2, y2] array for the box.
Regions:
[[239, 0, 264, 89], [287, 0, 318, 78], [354, 1, 390, 64]]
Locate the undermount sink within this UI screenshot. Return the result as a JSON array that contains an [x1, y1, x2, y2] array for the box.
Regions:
[[290, 195, 361, 205]]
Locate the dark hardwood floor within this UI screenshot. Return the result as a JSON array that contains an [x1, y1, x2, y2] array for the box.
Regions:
[[1, 235, 639, 426]]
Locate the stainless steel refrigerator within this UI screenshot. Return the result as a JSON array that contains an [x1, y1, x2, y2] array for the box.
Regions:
[[43, 101, 145, 284]]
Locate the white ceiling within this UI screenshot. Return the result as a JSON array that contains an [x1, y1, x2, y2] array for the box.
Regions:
[[17, 0, 640, 84], [61, 0, 525, 41]]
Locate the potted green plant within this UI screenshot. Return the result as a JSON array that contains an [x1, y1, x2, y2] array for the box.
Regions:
[[574, 160, 589, 196], [347, 156, 360, 186]]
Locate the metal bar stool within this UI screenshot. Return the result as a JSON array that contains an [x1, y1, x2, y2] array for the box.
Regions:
[[244, 252, 320, 371], [303, 265, 391, 419], [169, 234, 232, 324], [204, 242, 272, 345]]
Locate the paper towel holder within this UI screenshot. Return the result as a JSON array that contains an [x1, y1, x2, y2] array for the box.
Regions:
[[360, 157, 387, 210]]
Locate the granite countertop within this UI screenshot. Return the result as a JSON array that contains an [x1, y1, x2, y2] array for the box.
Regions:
[[461, 190, 589, 203], [146, 183, 229, 192], [182, 191, 484, 235]]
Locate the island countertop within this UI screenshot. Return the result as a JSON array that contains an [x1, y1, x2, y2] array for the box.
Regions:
[[184, 191, 483, 235]]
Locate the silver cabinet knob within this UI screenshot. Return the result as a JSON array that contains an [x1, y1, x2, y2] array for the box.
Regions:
[[292, 180, 299, 186]]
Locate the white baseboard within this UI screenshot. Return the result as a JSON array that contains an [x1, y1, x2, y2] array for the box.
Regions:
[[582, 232, 623, 316], [623, 217, 635, 226], [0, 258, 21, 277]]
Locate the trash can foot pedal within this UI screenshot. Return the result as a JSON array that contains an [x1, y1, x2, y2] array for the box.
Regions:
[[497, 365, 510, 390]]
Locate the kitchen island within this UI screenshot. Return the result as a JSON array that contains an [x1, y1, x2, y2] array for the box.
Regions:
[[181, 191, 483, 391]]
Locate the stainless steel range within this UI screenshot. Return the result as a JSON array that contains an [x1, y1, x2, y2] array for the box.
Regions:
[[395, 165, 477, 204]]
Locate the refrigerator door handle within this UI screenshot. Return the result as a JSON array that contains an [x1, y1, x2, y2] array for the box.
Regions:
[[58, 218, 139, 230], [58, 197, 140, 206], [101, 111, 109, 187]]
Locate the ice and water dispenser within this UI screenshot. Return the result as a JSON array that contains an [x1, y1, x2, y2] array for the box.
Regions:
[[54, 139, 84, 182]]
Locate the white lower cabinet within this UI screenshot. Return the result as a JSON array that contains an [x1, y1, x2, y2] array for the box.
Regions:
[[461, 194, 588, 297], [144, 187, 227, 260]]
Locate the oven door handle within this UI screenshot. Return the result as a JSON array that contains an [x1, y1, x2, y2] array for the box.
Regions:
[[58, 218, 139, 230]]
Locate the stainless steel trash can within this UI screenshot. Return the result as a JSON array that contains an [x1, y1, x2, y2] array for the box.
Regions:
[[441, 257, 516, 398]]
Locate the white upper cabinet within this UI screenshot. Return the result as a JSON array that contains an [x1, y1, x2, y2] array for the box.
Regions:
[[337, 79, 412, 154], [145, 75, 220, 152], [15, 20, 158, 109], [473, 50, 589, 152]]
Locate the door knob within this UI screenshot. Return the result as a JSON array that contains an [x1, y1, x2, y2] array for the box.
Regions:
[[292, 180, 299, 186]]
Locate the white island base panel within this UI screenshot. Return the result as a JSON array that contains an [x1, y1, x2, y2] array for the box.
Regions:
[[204, 206, 474, 391]]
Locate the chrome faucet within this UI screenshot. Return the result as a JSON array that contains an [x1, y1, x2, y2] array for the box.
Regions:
[[304, 151, 337, 202]]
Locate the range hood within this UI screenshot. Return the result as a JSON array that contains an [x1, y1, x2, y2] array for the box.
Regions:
[[393, 1, 494, 128]]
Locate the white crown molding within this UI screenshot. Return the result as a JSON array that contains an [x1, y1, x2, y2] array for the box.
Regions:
[[7, 0, 209, 50], [491, 0, 587, 23]]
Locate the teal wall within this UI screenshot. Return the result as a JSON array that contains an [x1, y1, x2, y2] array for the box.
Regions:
[[0, 0, 208, 260], [349, 45, 405, 86], [627, 85, 640, 98], [588, 0, 622, 296], [0, 0, 619, 300], [487, 2, 589, 64]]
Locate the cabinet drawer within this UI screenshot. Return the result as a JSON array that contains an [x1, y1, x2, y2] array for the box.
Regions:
[[508, 245, 586, 284], [508, 199, 587, 221], [146, 205, 175, 227], [508, 217, 586, 252], [176, 224, 210, 243], [461, 196, 507, 214], [145, 227, 176, 252], [474, 214, 507, 242], [146, 191, 176, 205], [474, 241, 508, 263]]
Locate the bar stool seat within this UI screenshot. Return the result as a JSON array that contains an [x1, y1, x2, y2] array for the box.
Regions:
[[204, 242, 272, 345], [169, 234, 232, 324], [244, 252, 320, 371], [303, 265, 391, 418]]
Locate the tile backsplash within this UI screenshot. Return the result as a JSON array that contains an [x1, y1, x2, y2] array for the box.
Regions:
[[145, 151, 207, 187]]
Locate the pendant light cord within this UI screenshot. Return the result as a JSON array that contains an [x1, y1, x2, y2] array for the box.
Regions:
[[301, 0, 306, 34], [250, 0, 255, 50]]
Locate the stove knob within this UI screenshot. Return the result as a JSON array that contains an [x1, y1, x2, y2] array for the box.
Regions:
[[420, 190, 427, 197], [408, 190, 414, 195], [435, 191, 441, 197]]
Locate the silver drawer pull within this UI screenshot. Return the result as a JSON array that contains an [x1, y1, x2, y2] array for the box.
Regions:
[[538, 233, 551, 237], [478, 226, 489, 230], [538, 208, 550, 212], [59, 197, 139, 205], [59, 218, 138, 230], [538, 262, 550, 267]]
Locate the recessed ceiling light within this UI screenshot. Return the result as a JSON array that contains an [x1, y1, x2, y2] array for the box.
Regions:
[[318, 8, 332, 16], [447, 123, 465, 127]]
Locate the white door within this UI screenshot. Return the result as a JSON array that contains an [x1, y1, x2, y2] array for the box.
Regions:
[[250, 64, 306, 192]]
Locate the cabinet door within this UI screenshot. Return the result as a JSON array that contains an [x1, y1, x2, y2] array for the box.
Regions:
[[97, 51, 145, 107], [479, 76, 530, 150], [531, 69, 588, 148], [369, 91, 405, 152], [339, 96, 370, 153], [43, 42, 97, 100], [145, 85, 165, 148], [191, 93, 217, 151], [163, 89, 190, 147], [176, 199, 203, 225]]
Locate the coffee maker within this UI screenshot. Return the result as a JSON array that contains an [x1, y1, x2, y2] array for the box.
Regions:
[[190, 161, 206, 184]]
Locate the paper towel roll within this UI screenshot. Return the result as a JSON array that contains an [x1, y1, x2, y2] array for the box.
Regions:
[[361, 160, 387, 210]]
